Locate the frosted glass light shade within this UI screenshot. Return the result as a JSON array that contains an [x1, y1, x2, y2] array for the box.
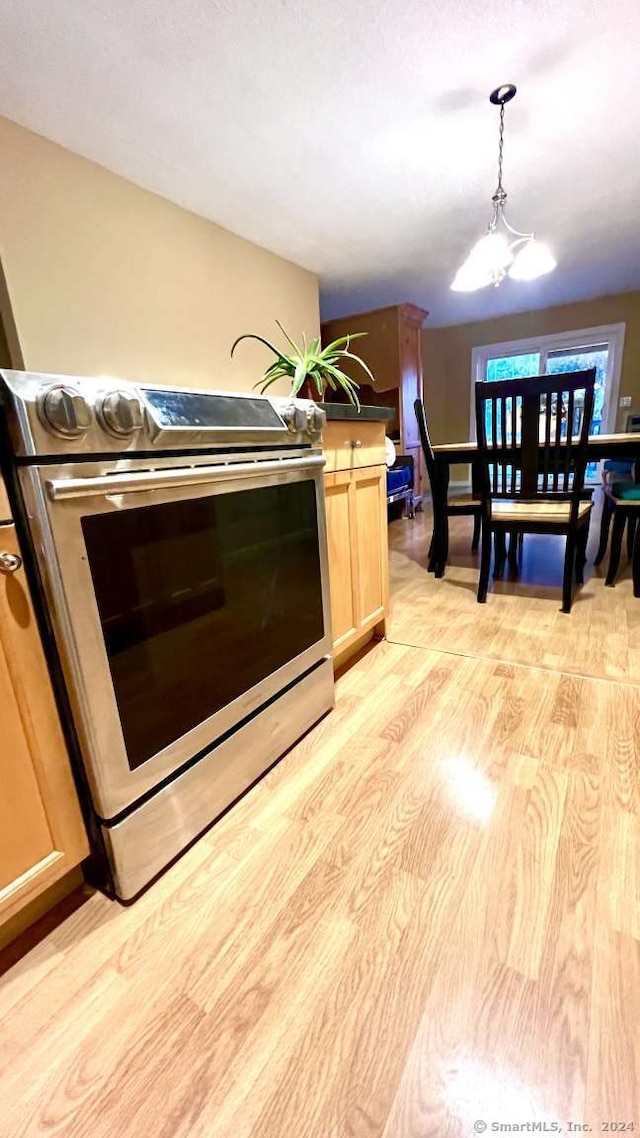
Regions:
[[509, 238, 557, 281], [450, 258, 492, 292], [467, 231, 513, 274], [451, 231, 512, 291]]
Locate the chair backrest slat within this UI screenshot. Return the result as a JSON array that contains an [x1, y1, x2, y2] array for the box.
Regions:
[[475, 369, 596, 511], [542, 394, 551, 490], [564, 388, 575, 484], [414, 398, 448, 510], [553, 389, 563, 491]]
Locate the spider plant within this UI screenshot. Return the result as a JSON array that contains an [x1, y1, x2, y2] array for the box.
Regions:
[[230, 320, 374, 409]]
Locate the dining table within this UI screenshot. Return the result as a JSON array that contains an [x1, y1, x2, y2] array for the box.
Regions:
[[431, 431, 640, 559]]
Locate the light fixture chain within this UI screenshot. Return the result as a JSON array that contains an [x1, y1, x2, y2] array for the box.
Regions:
[[496, 102, 505, 193]]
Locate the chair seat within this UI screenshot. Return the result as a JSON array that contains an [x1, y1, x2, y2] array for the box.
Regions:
[[611, 482, 640, 504], [447, 494, 481, 509], [492, 499, 592, 525], [604, 460, 634, 474]]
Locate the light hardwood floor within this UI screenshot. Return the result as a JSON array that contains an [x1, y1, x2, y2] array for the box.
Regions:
[[389, 494, 640, 685], [1, 509, 640, 1136]]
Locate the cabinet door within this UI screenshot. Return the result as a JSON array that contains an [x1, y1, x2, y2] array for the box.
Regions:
[[324, 470, 358, 653], [352, 465, 389, 631], [0, 523, 88, 926]]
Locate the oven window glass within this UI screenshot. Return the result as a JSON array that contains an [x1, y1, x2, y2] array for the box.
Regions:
[[81, 479, 325, 770]]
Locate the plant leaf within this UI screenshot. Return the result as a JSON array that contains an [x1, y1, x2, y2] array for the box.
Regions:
[[231, 333, 290, 363], [307, 366, 330, 393], [317, 362, 361, 409], [264, 357, 294, 379], [293, 358, 308, 391], [291, 372, 307, 398], [275, 320, 304, 358], [255, 371, 288, 392], [320, 361, 359, 388], [336, 350, 376, 384], [321, 332, 367, 355]]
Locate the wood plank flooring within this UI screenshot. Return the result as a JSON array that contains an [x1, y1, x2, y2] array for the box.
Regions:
[[388, 493, 640, 684], [2, 509, 640, 1135]]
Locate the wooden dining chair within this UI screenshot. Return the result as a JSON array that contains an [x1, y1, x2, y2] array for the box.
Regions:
[[594, 460, 638, 572], [474, 369, 596, 612], [601, 482, 640, 590], [414, 398, 481, 577]]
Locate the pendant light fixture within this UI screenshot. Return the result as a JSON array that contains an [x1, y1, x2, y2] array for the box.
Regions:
[[451, 84, 557, 292]]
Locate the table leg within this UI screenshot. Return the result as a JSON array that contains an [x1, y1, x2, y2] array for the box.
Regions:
[[432, 460, 451, 577], [471, 459, 483, 497]]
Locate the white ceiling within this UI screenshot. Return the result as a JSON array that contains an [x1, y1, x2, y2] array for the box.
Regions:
[[2, 0, 640, 326]]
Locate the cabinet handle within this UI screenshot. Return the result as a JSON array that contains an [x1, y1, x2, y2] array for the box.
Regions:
[[352, 440, 362, 449], [0, 552, 22, 573]]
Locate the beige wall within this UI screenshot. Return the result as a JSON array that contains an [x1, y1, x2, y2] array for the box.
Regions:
[[0, 117, 319, 391], [423, 291, 640, 460]]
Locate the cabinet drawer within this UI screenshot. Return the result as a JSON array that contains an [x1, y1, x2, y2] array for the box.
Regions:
[[323, 420, 387, 473]]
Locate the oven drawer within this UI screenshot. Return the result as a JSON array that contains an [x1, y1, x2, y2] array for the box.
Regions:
[[323, 420, 387, 473], [103, 658, 334, 899]]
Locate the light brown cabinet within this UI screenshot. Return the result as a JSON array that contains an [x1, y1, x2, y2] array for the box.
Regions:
[[323, 420, 389, 666], [321, 303, 428, 499], [0, 514, 88, 939]]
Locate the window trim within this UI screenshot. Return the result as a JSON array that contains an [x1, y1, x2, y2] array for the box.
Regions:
[[469, 322, 627, 442]]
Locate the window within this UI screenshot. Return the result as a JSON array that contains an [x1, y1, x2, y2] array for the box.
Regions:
[[486, 353, 540, 382], [471, 324, 626, 481]]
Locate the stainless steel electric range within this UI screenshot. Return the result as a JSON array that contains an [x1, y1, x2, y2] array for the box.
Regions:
[[0, 371, 334, 900]]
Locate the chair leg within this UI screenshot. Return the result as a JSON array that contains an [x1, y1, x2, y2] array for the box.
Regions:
[[507, 529, 520, 575], [633, 521, 640, 598], [605, 510, 626, 587], [428, 512, 441, 571], [562, 534, 576, 613], [429, 530, 443, 575], [430, 513, 446, 577], [575, 522, 589, 584], [493, 530, 507, 580], [477, 518, 492, 603], [594, 494, 613, 566], [441, 514, 449, 568], [627, 514, 637, 560], [471, 511, 481, 552]]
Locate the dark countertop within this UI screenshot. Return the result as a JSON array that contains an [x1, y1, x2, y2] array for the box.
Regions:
[[320, 403, 396, 423]]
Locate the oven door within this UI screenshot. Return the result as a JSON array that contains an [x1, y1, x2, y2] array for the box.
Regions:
[[22, 452, 332, 820]]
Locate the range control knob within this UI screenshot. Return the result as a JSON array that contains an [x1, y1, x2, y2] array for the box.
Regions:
[[282, 404, 306, 433], [98, 390, 144, 437], [38, 385, 91, 439], [306, 405, 327, 436]]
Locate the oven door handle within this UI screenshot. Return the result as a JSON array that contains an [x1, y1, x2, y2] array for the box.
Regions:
[[46, 454, 326, 500]]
